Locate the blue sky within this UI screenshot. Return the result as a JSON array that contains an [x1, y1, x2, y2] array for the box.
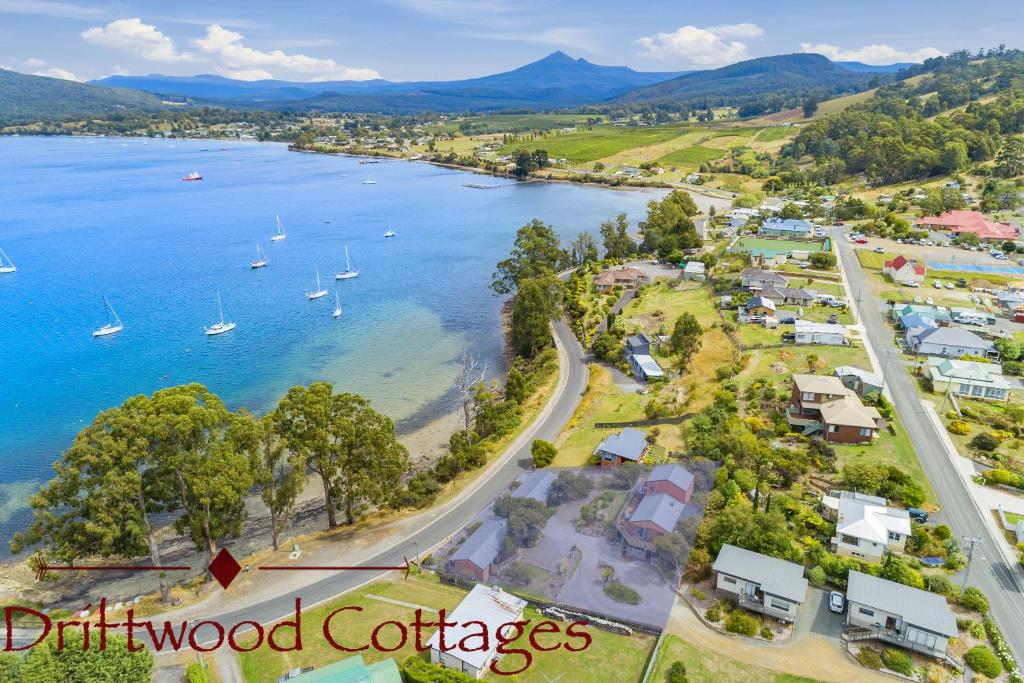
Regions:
[[1, 0, 1022, 83]]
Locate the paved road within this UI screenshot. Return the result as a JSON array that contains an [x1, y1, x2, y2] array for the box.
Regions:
[[834, 227, 1024, 663]]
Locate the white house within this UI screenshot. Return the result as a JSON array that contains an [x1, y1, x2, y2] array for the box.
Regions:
[[831, 492, 910, 562], [712, 544, 808, 624], [794, 320, 848, 345], [882, 255, 927, 284], [907, 327, 998, 360], [427, 584, 527, 679]]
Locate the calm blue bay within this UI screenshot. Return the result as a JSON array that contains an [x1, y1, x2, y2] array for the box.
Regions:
[[0, 136, 664, 550]]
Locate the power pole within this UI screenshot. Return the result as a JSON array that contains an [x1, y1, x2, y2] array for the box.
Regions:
[[961, 536, 983, 595]]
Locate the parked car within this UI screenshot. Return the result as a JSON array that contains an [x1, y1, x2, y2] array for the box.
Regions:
[[909, 508, 929, 523], [913, 296, 922, 304], [829, 591, 846, 614], [873, 246, 885, 253], [943, 241, 951, 247], [933, 281, 942, 289], [902, 281, 920, 288], [855, 238, 869, 244], [945, 282, 954, 289], [781, 332, 796, 343], [956, 278, 968, 288], [995, 254, 1008, 260], [926, 297, 934, 305], [828, 313, 838, 324]]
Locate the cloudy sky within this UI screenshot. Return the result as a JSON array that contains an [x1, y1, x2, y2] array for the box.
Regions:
[[1, 0, 1021, 83]]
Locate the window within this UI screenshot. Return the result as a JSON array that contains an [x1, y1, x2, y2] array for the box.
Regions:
[[972, 385, 983, 396], [828, 424, 839, 433], [770, 599, 790, 611], [888, 531, 901, 541], [860, 427, 873, 437], [858, 607, 875, 617], [801, 391, 815, 401], [636, 527, 647, 540], [722, 576, 737, 584], [841, 534, 860, 545]]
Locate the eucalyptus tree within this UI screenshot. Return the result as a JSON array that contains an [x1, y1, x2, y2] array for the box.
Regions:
[[246, 414, 306, 551]]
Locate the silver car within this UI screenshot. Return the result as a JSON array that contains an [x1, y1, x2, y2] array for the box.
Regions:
[[829, 591, 846, 614]]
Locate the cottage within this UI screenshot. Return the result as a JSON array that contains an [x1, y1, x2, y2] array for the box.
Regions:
[[831, 492, 910, 562], [882, 255, 927, 284], [595, 427, 648, 467], [833, 366, 884, 397], [916, 210, 1017, 242], [741, 268, 789, 291], [845, 571, 959, 665], [286, 655, 401, 683], [428, 585, 527, 679], [629, 353, 664, 381], [760, 218, 813, 238], [759, 286, 816, 306], [619, 493, 685, 551], [644, 464, 695, 504], [511, 470, 557, 503], [593, 266, 647, 292], [624, 333, 653, 357], [787, 374, 882, 443], [907, 326, 998, 360], [794, 320, 848, 345], [447, 519, 506, 582], [892, 304, 952, 326], [712, 544, 808, 623], [927, 358, 1011, 401], [744, 296, 777, 317]]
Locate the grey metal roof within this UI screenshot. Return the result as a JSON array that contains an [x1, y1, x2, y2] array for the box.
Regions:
[[834, 366, 883, 388], [915, 326, 993, 350], [648, 464, 695, 492], [629, 493, 685, 532], [596, 427, 648, 461], [450, 519, 506, 569], [712, 544, 808, 603], [511, 470, 556, 503], [846, 571, 957, 637]]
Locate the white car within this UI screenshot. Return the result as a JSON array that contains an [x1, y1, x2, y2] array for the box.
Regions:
[[913, 296, 922, 304], [926, 297, 934, 305], [933, 281, 942, 289], [946, 282, 954, 289], [829, 591, 846, 614]]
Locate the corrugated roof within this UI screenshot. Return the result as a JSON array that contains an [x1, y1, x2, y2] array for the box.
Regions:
[[287, 656, 401, 683], [846, 571, 957, 636], [712, 544, 808, 603], [450, 519, 506, 570], [426, 585, 527, 670], [834, 366, 883, 388], [596, 427, 648, 461], [793, 374, 851, 396], [648, 464, 695, 492], [631, 354, 664, 377], [914, 326, 993, 350], [629, 493, 685, 532], [511, 470, 557, 503], [795, 320, 848, 336]]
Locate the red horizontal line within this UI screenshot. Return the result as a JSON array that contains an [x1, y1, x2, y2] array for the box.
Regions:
[[257, 565, 406, 571], [46, 565, 191, 572]]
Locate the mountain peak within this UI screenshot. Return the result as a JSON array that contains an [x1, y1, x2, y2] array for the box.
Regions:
[[538, 50, 578, 64]]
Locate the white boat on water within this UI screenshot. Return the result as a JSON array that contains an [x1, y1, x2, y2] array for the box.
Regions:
[[204, 292, 236, 336], [92, 297, 124, 337], [335, 246, 359, 279], [251, 243, 269, 269], [306, 268, 328, 300], [270, 214, 287, 242], [384, 217, 396, 238], [0, 247, 15, 274], [333, 290, 342, 318], [362, 178, 376, 185]]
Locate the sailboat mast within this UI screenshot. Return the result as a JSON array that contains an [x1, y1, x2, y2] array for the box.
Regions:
[[217, 292, 225, 325]]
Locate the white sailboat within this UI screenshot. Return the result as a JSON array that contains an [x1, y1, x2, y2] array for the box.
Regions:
[[362, 177, 376, 185], [335, 246, 359, 279], [204, 292, 236, 336], [306, 268, 328, 300], [92, 297, 124, 337], [384, 216, 396, 238], [270, 214, 287, 242], [251, 243, 269, 269], [0, 247, 15, 274], [333, 289, 342, 318]]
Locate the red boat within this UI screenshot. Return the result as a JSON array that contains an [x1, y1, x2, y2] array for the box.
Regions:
[[181, 171, 203, 181]]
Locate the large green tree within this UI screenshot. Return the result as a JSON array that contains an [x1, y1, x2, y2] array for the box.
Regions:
[[670, 312, 703, 369], [996, 137, 1024, 177], [509, 278, 555, 358], [492, 219, 567, 294], [600, 213, 637, 259], [568, 231, 599, 266], [247, 414, 307, 551], [639, 191, 701, 258]]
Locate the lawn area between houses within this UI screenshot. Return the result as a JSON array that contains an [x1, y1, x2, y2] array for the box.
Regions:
[[650, 634, 821, 683], [834, 419, 937, 504], [618, 281, 720, 333], [235, 572, 654, 683]]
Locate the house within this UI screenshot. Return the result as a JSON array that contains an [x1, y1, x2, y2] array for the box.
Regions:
[[760, 218, 813, 238], [618, 493, 686, 557], [644, 463, 695, 504], [996, 290, 1024, 310], [892, 304, 951, 326], [593, 266, 647, 292], [629, 353, 665, 381], [625, 333, 653, 357], [744, 296, 777, 317], [927, 358, 1011, 401], [741, 268, 789, 291], [899, 314, 940, 345], [595, 427, 648, 467], [712, 544, 808, 623], [821, 490, 885, 520], [428, 585, 527, 679], [845, 571, 959, 665], [683, 260, 706, 281], [831, 492, 910, 562], [794, 320, 848, 345], [907, 326, 998, 360], [727, 207, 759, 229], [511, 470, 557, 503], [286, 655, 401, 683], [882, 255, 927, 284], [787, 374, 882, 443], [916, 210, 1017, 242], [833, 366, 884, 397], [447, 519, 506, 582], [759, 286, 816, 306]]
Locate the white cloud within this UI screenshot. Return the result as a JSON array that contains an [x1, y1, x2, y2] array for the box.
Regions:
[[35, 66, 80, 81], [194, 24, 380, 81], [800, 42, 943, 65], [0, 0, 102, 19], [82, 18, 196, 63], [636, 23, 765, 67], [23, 57, 47, 69], [459, 26, 596, 52]]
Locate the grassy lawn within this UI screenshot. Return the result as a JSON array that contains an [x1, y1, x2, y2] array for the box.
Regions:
[[740, 345, 873, 393], [619, 282, 720, 333], [650, 634, 821, 683], [1006, 511, 1024, 525], [834, 420, 937, 504], [500, 124, 691, 164]]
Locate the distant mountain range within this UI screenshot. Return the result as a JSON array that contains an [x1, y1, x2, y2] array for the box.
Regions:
[[835, 61, 913, 73], [1, 51, 917, 124]]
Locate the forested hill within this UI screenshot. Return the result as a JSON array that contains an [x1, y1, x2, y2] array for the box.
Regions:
[[0, 69, 165, 125], [614, 54, 881, 117], [786, 48, 1024, 185]]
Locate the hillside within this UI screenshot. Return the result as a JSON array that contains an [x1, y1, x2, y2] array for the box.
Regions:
[[94, 52, 683, 112], [0, 69, 165, 125], [836, 61, 913, 73]]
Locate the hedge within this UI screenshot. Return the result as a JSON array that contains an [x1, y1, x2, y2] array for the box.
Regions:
[[725, 611, 758, 637], [881, 648, 914, 676], [403, 656, 477, 683], [965, 645, 1003, 679]]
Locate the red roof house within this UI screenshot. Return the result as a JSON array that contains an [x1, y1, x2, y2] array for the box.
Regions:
[[882, 255, 927, 283], [916, 210, 1017, 241]]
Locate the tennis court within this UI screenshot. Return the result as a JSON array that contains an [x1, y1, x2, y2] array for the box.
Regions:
[[926, 261, 1024, 275], [729, 237, 829, 257]]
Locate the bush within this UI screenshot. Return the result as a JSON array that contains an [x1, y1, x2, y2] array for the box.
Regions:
[[948, 420, 971, 435], [705, 605, 721, 622], [881, 648, 914, 676], [982, 468, 1024, 489], [960, 586, 990, 613], [186, 663, 209, 683], [808, 565, 826, 587], [924, 574, 955, 597], [965, 645, 1003, 678], [760, 625, 774, 640], [403, 656, 478, 683], [969, 621, 986, 639], [933, 524, 951, 540], [530, 439, 557, 467], [668, 661, 688, 683], [970, 432, 999, 452], [856, 647, 883, 669], [724, 611, 758, 637], [690, 588, 706, 601], [604, 579, 641, 605]]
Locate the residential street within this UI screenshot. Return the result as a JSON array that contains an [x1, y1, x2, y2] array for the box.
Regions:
[[833, 227, 1024, 663]]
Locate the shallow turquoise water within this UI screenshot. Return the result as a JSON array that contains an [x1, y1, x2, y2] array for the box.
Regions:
[[0, 136, 663, 546]]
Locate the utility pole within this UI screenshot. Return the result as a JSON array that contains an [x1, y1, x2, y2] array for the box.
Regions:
[[961, 536, 983, 595]]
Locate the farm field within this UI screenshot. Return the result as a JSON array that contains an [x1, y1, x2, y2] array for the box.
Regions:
[[500, 124, 692, 164]]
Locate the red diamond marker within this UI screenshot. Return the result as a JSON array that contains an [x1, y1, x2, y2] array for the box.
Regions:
[[208, 549, 241, 589]]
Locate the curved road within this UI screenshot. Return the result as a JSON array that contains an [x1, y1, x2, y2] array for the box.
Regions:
[[834, 227, 1024, 663]]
